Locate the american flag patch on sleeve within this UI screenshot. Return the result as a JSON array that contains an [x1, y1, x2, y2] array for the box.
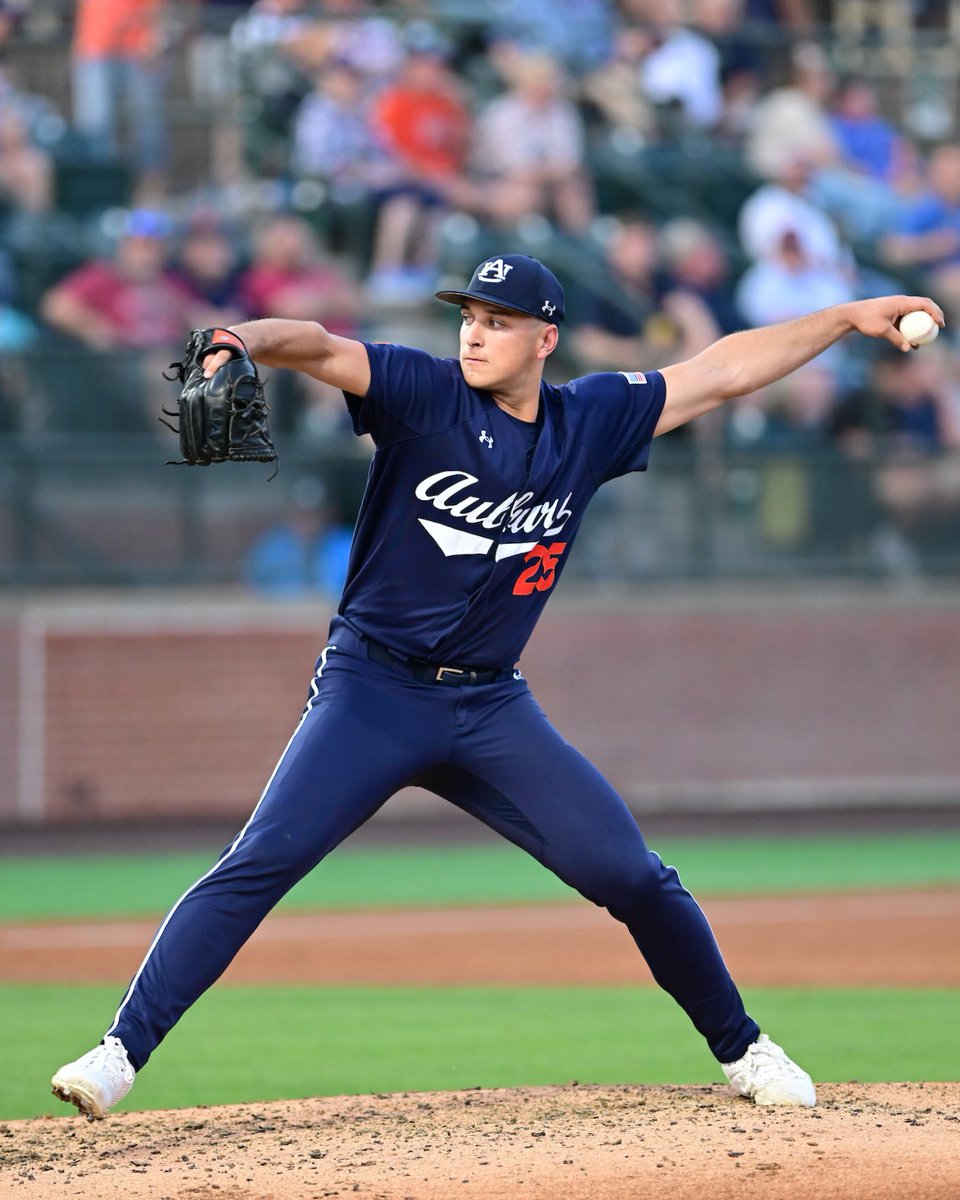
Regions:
[[619, 371, 647, 384]]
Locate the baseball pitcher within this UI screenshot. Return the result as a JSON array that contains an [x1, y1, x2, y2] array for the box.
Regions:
[[52, 254, 943, 1118]]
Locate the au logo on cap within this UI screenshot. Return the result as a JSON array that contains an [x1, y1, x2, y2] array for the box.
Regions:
[[477, 258, 514, 284]]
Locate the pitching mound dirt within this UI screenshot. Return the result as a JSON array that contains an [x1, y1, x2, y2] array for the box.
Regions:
[[4, 1081, 958, 1200]]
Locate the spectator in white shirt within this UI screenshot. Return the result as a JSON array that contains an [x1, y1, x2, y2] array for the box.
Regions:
[[738, 153, 852, 271], [471, 52, 594, 234]]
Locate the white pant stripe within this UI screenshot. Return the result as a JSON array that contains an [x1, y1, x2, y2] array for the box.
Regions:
[[106, 644, 337, 1038]]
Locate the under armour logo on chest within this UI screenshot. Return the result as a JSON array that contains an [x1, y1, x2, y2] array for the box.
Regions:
[[479, 430, 494, 448]]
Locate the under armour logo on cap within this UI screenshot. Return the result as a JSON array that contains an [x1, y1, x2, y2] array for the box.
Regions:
[[476, 259, 514, 284], [435, 253, 565, 323]]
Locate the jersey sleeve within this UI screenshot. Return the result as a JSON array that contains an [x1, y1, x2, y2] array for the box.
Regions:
[[574, 370, 666, 484], [343, 341, 467, 447]]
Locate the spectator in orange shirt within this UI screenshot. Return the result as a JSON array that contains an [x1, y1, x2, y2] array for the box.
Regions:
[[71, 0, 170, 191], [372, 30, 470, 181], [365, 22, 474, 299]]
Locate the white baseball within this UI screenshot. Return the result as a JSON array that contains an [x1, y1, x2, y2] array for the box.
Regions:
[[898, 310, 939, 347]]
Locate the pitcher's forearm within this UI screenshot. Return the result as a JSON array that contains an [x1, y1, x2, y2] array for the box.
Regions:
[[212, 318, 371, 396], [694, 305, 856, 401], [226, 319, 336, 371]]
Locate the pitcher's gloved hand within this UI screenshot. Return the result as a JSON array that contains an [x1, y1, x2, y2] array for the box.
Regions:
[[161, 328, 277, 473]]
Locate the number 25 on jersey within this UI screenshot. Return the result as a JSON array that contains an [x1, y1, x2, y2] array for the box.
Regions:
[[513, 543, 567, 595]]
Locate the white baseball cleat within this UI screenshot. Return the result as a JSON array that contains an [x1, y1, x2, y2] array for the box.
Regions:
[[51, 1036, 136, 1119], [722, 1033, 817, 1106]]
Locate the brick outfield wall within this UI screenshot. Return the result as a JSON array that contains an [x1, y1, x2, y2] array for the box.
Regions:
[[2, 589, 960, 826]]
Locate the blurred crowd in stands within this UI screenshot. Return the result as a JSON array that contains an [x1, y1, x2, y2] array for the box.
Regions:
[[1, 0, 959, 572]]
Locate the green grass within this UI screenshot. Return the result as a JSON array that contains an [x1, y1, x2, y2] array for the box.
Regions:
[[5, 836, 957, 1122], [8, 983, 957, 1121], [3, 831, 960, 922]]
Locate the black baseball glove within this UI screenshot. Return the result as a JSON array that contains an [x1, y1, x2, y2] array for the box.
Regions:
[[161, 328, 277, 474]]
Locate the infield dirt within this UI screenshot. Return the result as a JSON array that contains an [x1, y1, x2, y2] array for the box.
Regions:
[[1, 889, 957, 986]]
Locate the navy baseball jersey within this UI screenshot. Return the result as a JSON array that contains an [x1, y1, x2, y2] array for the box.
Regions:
[[341, 343, 666, 665]]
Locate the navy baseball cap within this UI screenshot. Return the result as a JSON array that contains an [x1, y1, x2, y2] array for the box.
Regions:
[[436, 254, 565, 324]]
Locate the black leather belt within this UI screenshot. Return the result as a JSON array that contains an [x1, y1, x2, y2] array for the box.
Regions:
[[364, 636, 514, 686]]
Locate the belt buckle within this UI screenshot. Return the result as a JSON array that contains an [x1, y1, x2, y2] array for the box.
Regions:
[[435, 666, 476, 684]]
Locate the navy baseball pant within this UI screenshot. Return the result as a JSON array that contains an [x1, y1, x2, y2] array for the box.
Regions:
[[109, 624, 760, 1070]]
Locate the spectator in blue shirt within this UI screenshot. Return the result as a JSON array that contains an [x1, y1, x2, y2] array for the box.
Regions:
[[244, 477, 354, 598], [828, 76, 906, 184], [880, 142, 960, 317]]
